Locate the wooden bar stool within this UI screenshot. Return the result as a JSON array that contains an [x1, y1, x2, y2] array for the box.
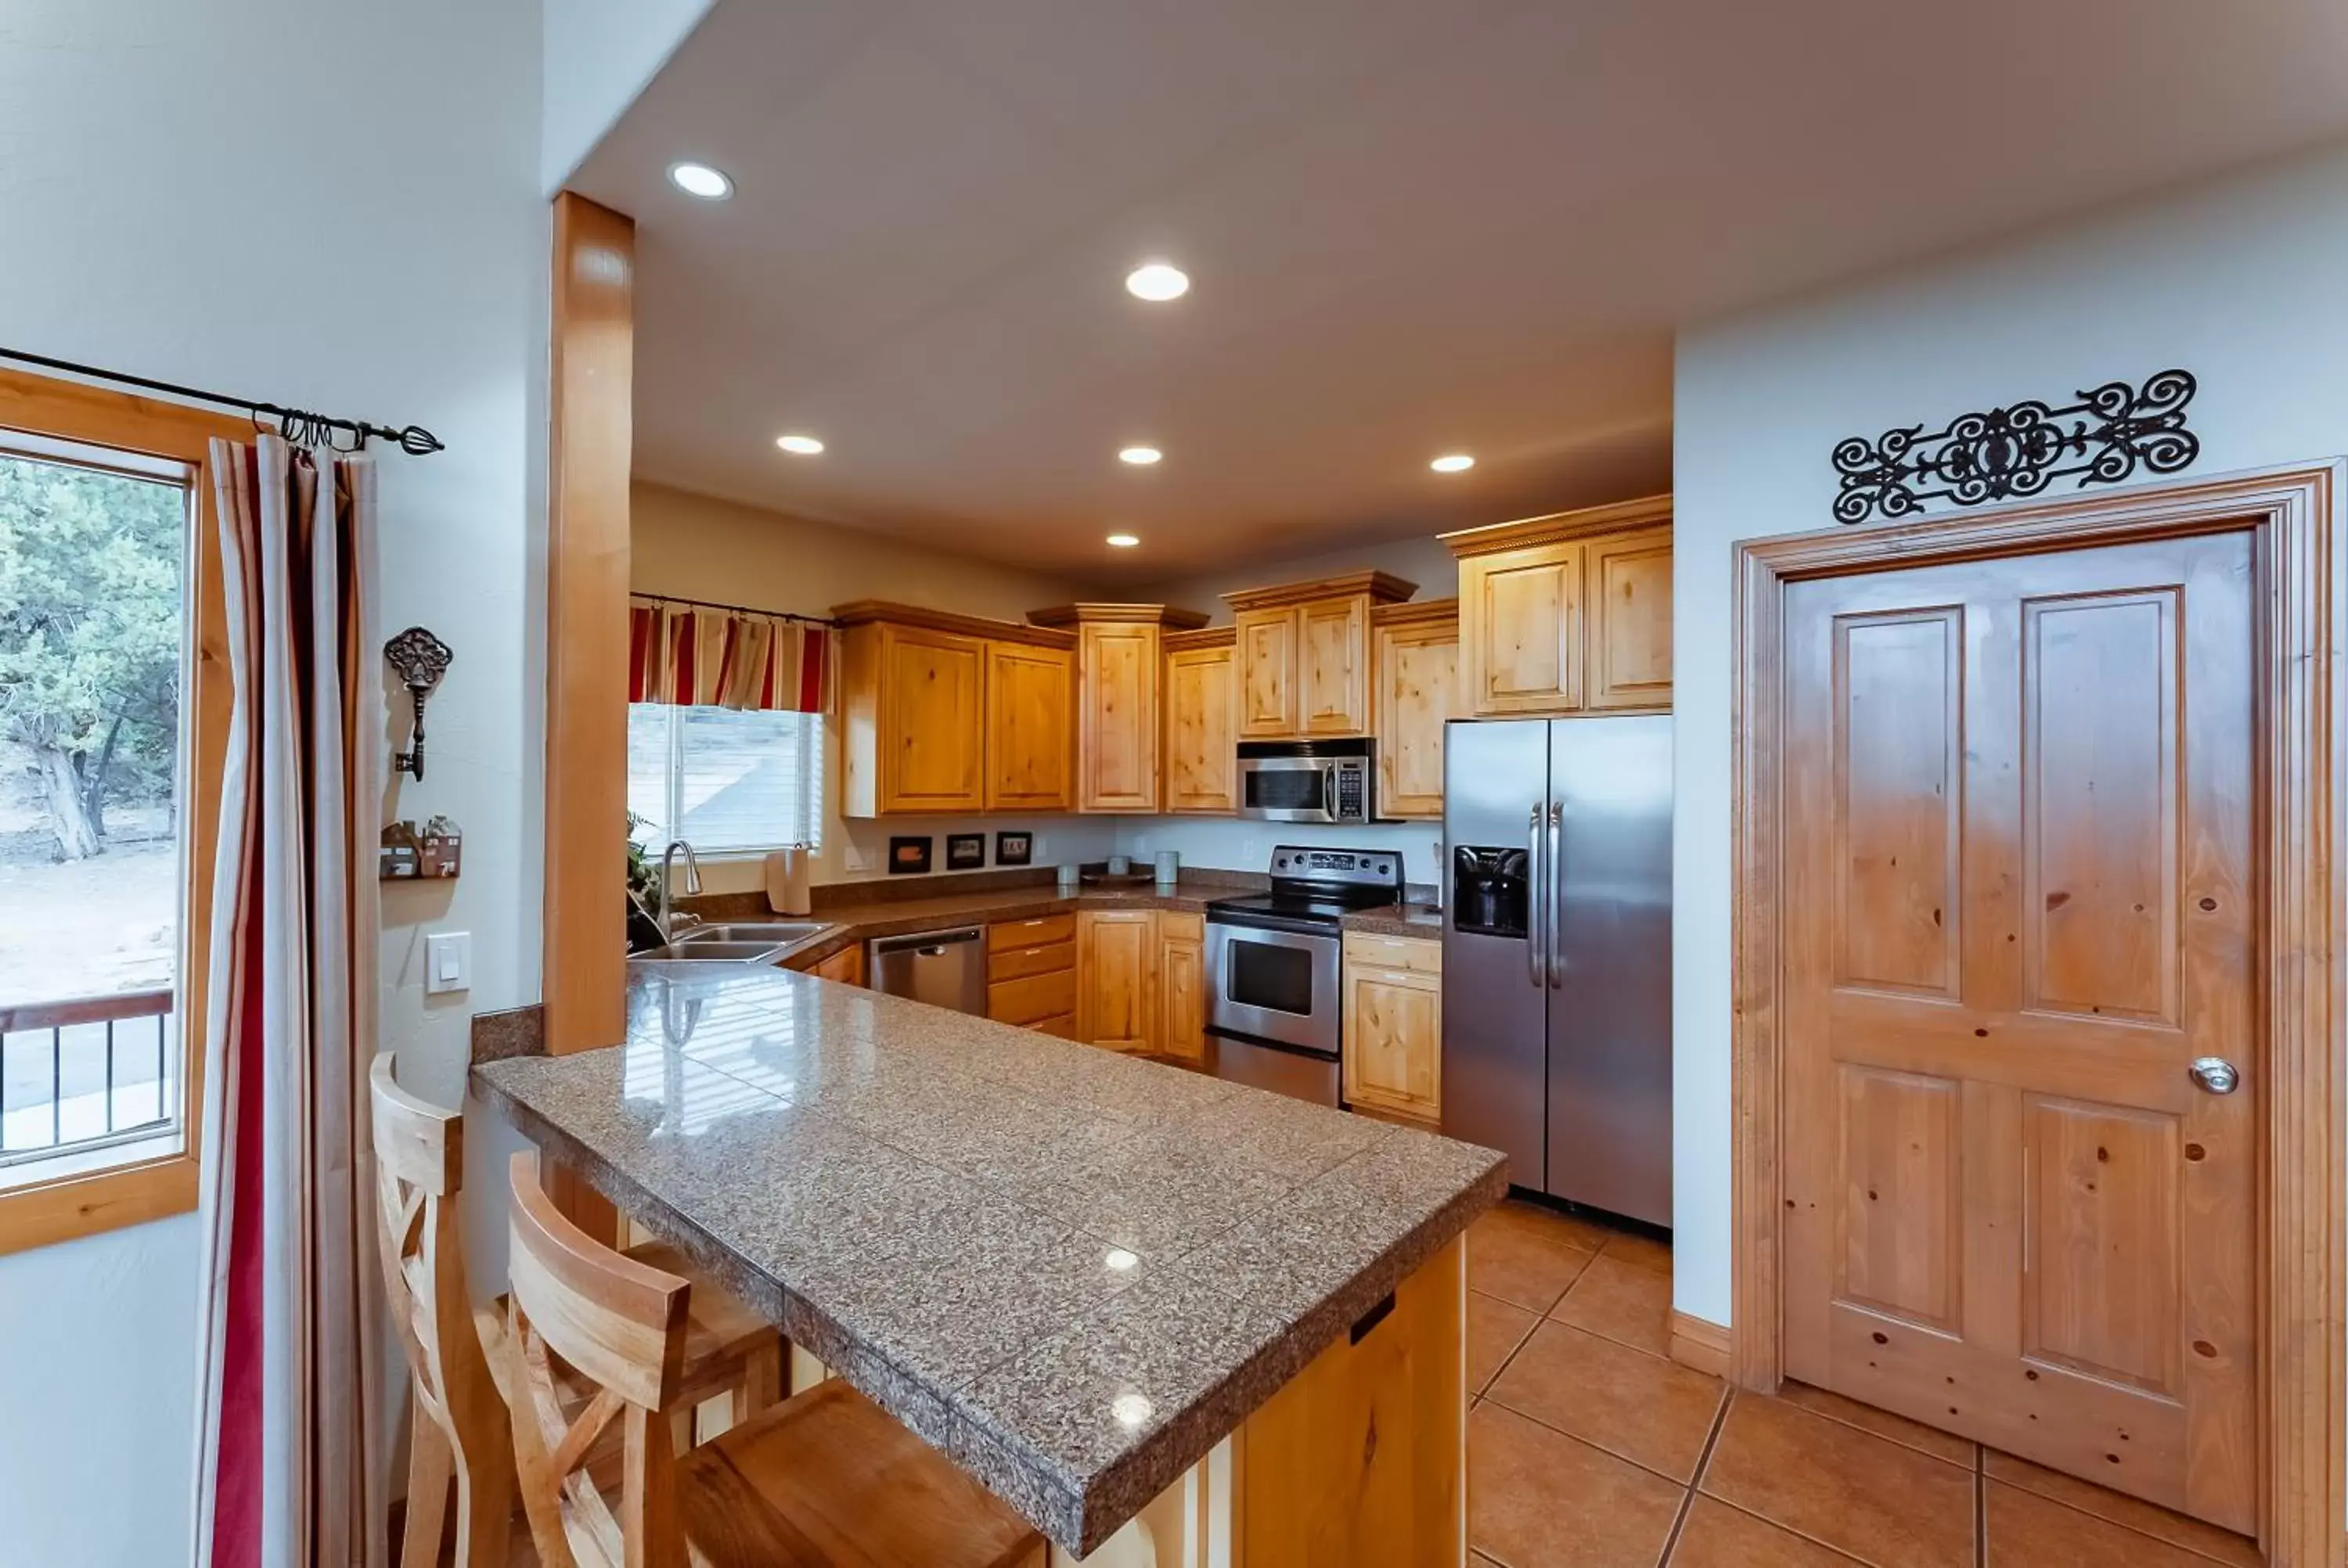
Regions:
[[370, 1056, 783, 1566], [503, 1149, 1046, 1568]]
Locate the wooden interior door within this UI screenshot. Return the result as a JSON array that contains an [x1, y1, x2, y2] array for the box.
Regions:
[[1779, 531, 2258, 1532]]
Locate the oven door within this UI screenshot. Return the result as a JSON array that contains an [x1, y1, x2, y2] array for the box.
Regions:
[[1205, 919, 1338, 1055], [1237, 756, 1339, 822]]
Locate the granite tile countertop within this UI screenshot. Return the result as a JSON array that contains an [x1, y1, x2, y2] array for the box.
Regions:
[[1339, 901, 1446, 938], [474, 965, 1504, 1555]]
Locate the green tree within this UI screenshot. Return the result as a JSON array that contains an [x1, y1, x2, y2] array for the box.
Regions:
[[0, 454, 184, 860]]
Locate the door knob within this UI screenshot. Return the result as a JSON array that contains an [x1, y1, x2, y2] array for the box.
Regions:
[[2188, 1056, 2240, 1095]]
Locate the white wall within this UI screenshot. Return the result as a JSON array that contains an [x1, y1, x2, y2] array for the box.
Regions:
[[1670, 140, 2348, 1326], [0, 5, 546, 1562], [541, 0, 713, 192], [630, 483, 1120, 890]]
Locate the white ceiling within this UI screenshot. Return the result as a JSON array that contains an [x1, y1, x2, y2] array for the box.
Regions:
[[575, 0, 2348, 578]]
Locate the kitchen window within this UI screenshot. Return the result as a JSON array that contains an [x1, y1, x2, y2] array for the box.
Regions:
[[627, 703, 823, 854]]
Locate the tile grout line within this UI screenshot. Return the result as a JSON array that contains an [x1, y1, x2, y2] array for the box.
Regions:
[[1655, 1388, 1734, 1566], [1978, 1472, 2260, 1568]]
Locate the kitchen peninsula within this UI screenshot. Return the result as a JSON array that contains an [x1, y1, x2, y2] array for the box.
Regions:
[[474, 963, 1504, 1561]]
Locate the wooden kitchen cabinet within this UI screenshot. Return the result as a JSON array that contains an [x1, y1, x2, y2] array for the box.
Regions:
[[1371, 599, 1460, 820], [1076, 908, 1156, 1051], [1028, 604, 1209, 813], [1224, 571, 1416, 741], [1442, 494, 1673, 718], [1162, 627, 1237, 814], [986, 912, 1077, 1033], [834, 602, 1078, 817], [1154, 912, 1206, 1063], [983, 640, 1075, 810], [812, 944, 865, 987], [1341, 932, 1442, 1123]]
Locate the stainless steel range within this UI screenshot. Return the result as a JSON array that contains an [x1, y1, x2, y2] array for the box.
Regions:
[[1204, 844, 1404, 1106]]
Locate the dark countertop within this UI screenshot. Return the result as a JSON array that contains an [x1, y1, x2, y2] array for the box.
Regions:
[[1339, 901, 1446, 938], [474, 964, 1504, 1555]]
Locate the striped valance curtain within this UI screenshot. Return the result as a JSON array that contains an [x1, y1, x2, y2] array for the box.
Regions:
[[627, 597, 831, 714]]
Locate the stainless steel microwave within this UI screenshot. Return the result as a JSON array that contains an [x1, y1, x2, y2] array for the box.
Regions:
[[1235, 739, 1374, 824]]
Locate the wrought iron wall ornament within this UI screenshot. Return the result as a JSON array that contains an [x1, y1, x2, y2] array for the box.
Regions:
[[1831, 369, 2199, 525], [384, 626, 453, 782]]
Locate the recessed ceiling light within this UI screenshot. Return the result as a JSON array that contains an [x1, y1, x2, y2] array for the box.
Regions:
[[1430, 452, 1476, 473], [1125, 262, 1190, 302], [1105, 533, 1140, 548], [668, 161, 733, 200], [1118, 446, 1162, 466], [776, 433, 824, 455]]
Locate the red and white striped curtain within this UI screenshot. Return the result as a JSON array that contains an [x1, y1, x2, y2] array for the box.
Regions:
[[626, 597, 830, 713], [191, 434, 387, 1568]]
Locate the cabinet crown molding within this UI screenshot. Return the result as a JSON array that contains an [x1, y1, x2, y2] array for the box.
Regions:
[[831, 599, 1076, 649], [1162, 623, 1238, 652], [1441, 493, 1674, 558], [1221, 570, 1418, 612], [1370, 596, 1460, 629], [1025, 602, 1211, 630]]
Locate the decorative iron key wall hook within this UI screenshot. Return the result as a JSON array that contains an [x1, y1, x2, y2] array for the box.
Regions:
[[384, 627, 452, 782]]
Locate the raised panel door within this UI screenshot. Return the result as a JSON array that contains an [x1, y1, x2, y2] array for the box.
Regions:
[[1585, 528, 1673, 711], [1374, 620, 1458, 819], [880, 626, 985, 811], [1079, 623, 1161, 811], [1298, 595, 1370, 735], [1155, 912, 1206, 1063], [1342, 961, 1441, 1121], [1077, 910, 1155, 1052], [1460, 542, 1582, 715], [1236, 607, 1299, 738], [983, 641, 1073, 811], [1164, 644, 1236, 813], [1780, 533, 2256, 1530]]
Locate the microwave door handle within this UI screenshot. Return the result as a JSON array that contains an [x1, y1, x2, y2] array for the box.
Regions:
[[1547, 801, 1565, 988], [1526, 804, 1546, 988], [1323, 763, 1338, 818]]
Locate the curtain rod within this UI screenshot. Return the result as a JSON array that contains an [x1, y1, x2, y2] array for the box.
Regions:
[[0, 345, 445, 456], [632, 589, 834, 628]]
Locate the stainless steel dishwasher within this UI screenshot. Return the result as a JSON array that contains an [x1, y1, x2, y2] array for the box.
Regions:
[[866, 925, 987, 1015]]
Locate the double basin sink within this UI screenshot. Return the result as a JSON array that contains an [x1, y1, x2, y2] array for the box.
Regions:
[[634, 920, 834, 966]]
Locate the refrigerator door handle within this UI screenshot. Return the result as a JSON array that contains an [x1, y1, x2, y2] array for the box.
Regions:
[[1526, 804, 1546, 988], [1547, 801, 1565, 987]]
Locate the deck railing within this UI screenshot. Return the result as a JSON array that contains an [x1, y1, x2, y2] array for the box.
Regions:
[[0, 988, 178, 1167]]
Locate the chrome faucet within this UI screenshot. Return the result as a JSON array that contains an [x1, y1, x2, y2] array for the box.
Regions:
[[659, 840, 702, 941]]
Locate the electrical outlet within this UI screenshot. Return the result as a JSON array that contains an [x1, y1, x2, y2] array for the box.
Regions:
[[844, 841, 870, 872], [1030, 834, 1047, 859], [1240, 836, 1259, 861]]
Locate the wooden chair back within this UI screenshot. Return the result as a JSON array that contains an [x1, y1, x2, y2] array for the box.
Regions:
[[504, 1149, 694, 1568], [369, 1053, 513, 1568]]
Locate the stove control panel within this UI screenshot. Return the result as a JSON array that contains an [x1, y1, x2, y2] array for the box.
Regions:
[[1269, 847, 1402, 887]]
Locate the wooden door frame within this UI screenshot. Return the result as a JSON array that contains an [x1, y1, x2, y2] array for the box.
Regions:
[[1729, 463, 2345, 1567]]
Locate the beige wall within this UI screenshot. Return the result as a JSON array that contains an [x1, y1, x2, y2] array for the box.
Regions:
[[630, 482, 1119, 890]]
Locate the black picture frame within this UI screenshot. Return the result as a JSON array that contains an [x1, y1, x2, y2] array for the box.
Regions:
[[994, 830, 1032, 867], [945, 833, 986, 870], [887, 835, 931, 876]]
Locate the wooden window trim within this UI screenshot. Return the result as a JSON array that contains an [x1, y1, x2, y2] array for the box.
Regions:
[[0, 367, 247, 1257], [1729, 462, 2346, 1568]]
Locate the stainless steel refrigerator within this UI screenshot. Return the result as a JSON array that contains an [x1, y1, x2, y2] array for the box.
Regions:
[[1441, 714, 1672, 1225]]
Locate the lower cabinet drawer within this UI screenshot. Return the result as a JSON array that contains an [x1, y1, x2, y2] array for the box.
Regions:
[[987, 912, 1075, 952], [989, 967, 1077, 1027], [989, 937, 1075, 983], [1030, 1013, 1077, 1040]]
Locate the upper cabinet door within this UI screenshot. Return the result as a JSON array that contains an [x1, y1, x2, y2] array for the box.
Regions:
[[1235, 607, 1299, 738], [880, 625, 987, 811], [1373, 607, 1460, 819], [1298, 595, 1370, 735], [1079, 622, 1161, 811], [1459, 541, 1583, 716], [1584, 527, 1673, 712], [984, 640, 1074, 811], [1163, 642, 1236, 813]]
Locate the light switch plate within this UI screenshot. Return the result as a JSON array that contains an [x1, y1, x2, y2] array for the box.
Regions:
[[425, 930, 471, 995]]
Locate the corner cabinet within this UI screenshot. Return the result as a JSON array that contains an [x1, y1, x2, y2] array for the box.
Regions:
[[1027, 604, 1209, 814], [1370, 599, 1459, 820], [1442, 494, 1673, 718], [1223, 572, 1416, 740], [833, 601, 1075, 817], [1341, 931, 1442, 1124], [1162, 626, 1237, 814]]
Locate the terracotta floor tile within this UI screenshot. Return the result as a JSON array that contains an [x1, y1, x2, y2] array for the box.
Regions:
[[1668, 1497, 1860, 1567], [1598, 1228, 1673, 1274], [1489, 1321, 1726, 1483], [1983, 1452, 2260, 1566], [1468, 1203, 1598, 1311], [1700, 1393, 1972, 1567], [1469, 1289, 1542, 1395], [1986, 1482, 2223, 1567], [1470, 1401, 1684, 1568], [1772, 1380, 1976, 1468], [1550, 1253, 1673, 1356]]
